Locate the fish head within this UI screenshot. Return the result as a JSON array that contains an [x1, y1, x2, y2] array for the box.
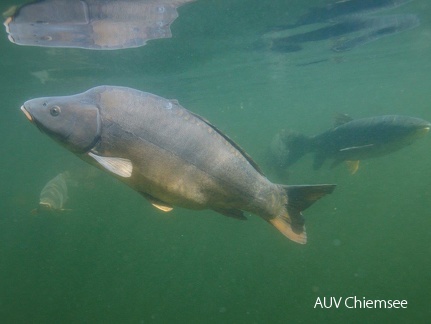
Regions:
[[413, 121, 431, 137], [395, 116, 431, 140], [373, 116, 431, 144], [21, 94, 101, 154]]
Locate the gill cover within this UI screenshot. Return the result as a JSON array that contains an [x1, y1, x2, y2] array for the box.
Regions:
[[22, 95, 101, 153]]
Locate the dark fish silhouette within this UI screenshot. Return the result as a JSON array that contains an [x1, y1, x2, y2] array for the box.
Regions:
[[271, 17, 369, 53], [21, 86, 336, 244], [267, 0, 418, 54], [332, 14, 420, 52], [4, 0, 194, 50], [278, 0, 413, 30], [270, 14, 419, 53], [271, 115, 430, 174]]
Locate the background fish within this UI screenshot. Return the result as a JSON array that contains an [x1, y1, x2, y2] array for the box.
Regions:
[[21, 86, 336, 244], [271, 115, 430, 174], [270, 14, 419, 53], [264, 0, 418, 56], [33, 171, 71, 213], [277, 0, 413, 30], [332, 14, 420, 52]]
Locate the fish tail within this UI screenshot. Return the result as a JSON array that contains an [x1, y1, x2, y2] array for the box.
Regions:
[[270, 184, 336, 244], [282, 131, 313, 167]]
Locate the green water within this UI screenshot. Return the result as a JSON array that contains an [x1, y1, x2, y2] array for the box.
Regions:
[[1, 0, 431, 323]]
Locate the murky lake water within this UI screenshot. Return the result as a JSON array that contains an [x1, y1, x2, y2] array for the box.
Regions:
[[1, 0, 430, 323]]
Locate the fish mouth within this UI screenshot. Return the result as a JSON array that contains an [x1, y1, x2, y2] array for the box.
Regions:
[[3, 17, 16, 43], [20, 105, 33, 122], [417, 126, 430, 136], [3, 16, 12, 33], [39, 202, 53, 209]]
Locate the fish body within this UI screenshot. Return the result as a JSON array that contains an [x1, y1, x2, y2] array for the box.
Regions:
[[273, 115, 431, 172], [21, 86, 335, 244]]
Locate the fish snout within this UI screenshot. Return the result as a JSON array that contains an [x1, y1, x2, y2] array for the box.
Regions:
[[21, 105, 33, 122], [418, 125, 430, 136], [416, 121, 431, 136]]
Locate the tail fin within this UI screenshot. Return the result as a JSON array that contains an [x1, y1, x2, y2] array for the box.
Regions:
[[278, 130, 313, 167], [270, 184, 336, 244]]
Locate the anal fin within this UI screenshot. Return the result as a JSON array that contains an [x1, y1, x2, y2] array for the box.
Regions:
[[141, 193, 173, 212], [151, 201, 173, 212], [345, 160, 360, 174]]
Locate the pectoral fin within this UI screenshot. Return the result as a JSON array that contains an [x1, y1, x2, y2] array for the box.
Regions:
[[88, 152, 132, 177]]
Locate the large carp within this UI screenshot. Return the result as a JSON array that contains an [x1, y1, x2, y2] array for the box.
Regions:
[[21, 86, 335, 244]]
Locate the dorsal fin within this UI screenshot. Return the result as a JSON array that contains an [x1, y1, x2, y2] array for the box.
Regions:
[[189, 111, 265, 176], [334, 113, 353, 127]]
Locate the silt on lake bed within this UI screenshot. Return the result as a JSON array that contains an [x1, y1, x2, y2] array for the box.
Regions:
[[21, 85, 336, 244]]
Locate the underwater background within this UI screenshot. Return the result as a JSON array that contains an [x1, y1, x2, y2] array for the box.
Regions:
[[1, 0, 430, 323]]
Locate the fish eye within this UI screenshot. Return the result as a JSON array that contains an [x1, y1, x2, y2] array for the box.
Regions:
[[50, 105, 61, 117]]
